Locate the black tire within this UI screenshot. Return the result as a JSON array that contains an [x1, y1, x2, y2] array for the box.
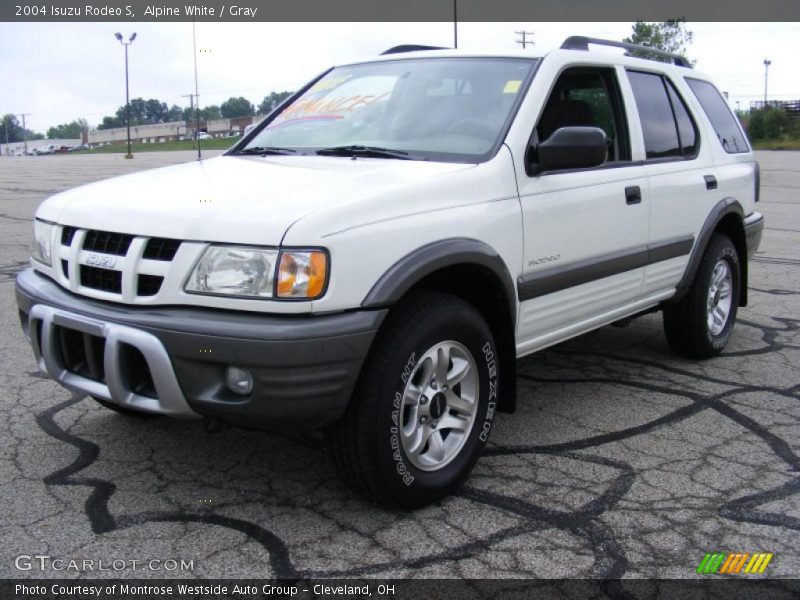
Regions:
[[663, 233, 741, 359], [91, 396, 159, 418], [328, 291, 500, 508]]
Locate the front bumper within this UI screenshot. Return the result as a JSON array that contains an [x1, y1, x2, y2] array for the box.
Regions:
[[16, 269, 386, 430]]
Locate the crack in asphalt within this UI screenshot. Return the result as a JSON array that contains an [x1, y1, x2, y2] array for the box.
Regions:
[[26, 306, 800, 581]]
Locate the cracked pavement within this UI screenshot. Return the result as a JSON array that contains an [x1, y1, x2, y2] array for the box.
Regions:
[[0, 150, 798, 580]]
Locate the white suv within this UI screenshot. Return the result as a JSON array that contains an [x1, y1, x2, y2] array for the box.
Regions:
[[17, 38, 763, 507]]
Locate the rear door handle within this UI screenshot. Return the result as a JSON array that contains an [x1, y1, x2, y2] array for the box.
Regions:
[[704, 175, 718, 190], [625, 186, 642, 205]]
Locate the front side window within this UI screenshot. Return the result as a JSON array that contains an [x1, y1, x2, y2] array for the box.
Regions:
[[535, 67, 631, 163], [686, 78, 750, 153], [239, 57, 537, 162]]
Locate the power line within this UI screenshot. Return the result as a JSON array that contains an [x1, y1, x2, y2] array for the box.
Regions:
[[515, 31, 535, 49]]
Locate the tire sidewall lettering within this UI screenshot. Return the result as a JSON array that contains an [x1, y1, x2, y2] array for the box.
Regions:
[[390, 352, 416, 486]]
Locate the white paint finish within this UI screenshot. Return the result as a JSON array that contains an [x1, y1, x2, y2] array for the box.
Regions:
[[32, 46, 756, 346], [36, 154, 476, 246], [516, 290, 675, 358]]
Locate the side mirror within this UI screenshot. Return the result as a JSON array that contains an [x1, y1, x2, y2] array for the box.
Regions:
[[530, 126, 608, 174]]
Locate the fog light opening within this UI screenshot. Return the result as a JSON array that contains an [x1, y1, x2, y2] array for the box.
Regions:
[[225, 366, 253, 396]]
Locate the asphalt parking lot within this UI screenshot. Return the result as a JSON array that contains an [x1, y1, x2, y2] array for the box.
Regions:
[[0, 150, 798, 580]]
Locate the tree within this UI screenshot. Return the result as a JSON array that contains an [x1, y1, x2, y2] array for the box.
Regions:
[[98, 115, 121, 130], [2, 114, 43, 142], [46, 118, 88, 140], [220, 96, 255, 118], [258, 91, 293, 114], [144, 99, 169, 123], [623, 20, 695, 64], [200, 105, 222, 120], [165, 104, 184, 122], [763, 108, 791, 139]]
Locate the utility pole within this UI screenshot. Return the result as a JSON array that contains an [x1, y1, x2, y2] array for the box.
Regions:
[[515, 31, 535, 49], [192, 19, 202, 160], [3, 116, 8, 156], [763, 59, 771, 106], [115, 32, 137, 159], [453, 0, 458, 49], [20, 113, 30, 153]]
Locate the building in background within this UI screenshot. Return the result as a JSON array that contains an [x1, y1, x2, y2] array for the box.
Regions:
[[87, 115, 260, 146]]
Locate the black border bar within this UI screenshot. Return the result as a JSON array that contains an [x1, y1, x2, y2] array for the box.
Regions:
[[4, 578, 800, 600], [3, 0, 800, 22]]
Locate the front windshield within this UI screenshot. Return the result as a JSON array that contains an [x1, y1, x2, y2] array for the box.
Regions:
[[239, 57, 537, 162]]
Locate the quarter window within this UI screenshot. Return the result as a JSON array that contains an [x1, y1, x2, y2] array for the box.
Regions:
[[686, 78, 750, 153]]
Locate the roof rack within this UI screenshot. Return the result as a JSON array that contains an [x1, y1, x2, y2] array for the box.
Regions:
[[560, 36, 693, 68], [381, 44, 447, 55]]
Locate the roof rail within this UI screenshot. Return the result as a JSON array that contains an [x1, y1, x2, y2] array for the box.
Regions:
[[560, 36, 693, 68], [381, 44, 447, 55]]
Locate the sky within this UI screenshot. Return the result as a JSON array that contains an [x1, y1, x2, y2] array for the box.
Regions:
[[1, 21, 799, 134]]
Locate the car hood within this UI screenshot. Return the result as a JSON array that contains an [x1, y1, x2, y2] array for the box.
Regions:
[[37, 155, 475, 245]]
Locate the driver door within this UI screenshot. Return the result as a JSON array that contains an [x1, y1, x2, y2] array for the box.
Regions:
[[515, 65, 650, 351]]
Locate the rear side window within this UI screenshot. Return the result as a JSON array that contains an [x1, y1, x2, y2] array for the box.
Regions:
[[686, 78, 750, 153], [628, 71, 698, 160]]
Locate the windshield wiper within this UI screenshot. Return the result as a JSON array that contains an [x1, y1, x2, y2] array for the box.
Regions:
[[236, 146, 299, 156], [315, 145, 425, 160]]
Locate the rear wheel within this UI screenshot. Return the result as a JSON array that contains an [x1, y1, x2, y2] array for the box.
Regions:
[[663, 233, 740, 358], [328, 291, 500, 508]]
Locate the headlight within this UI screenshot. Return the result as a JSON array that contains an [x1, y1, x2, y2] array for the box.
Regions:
[[185, 245, 329, 300], [185, 246, 278, 298], [277, 250, 328, 299], [32, 220, 55, 266]]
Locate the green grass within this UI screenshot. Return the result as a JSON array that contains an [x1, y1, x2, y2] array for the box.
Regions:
[[753, 138, 800, 150], [74, 137, 240, 154]]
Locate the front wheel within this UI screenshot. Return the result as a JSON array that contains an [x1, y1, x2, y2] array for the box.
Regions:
[[328, 291, 500, 508], [663, 233, 741, 358]]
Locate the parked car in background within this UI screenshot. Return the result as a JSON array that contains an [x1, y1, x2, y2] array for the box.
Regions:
[[196, 132, 212, 140], [35, 144, 56, 155], [69, 144, 90, 152], [226, 131, 241, 138], [54, 146, 71, 154]]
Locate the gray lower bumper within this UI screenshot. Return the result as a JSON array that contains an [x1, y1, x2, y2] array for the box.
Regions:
[[744, 211, 764, 259], [16, 269, 386, 430]]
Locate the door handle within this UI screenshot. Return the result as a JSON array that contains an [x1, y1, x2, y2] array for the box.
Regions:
[[625, 186, 642, 205], [704, 175, 718, 190]]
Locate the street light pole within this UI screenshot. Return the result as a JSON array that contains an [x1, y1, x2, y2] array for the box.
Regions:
[[763, 59, 771, 106], [115, 32, 137, 159]]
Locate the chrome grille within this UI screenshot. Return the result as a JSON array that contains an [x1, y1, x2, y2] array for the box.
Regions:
[[55, 225, 182, 302]]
